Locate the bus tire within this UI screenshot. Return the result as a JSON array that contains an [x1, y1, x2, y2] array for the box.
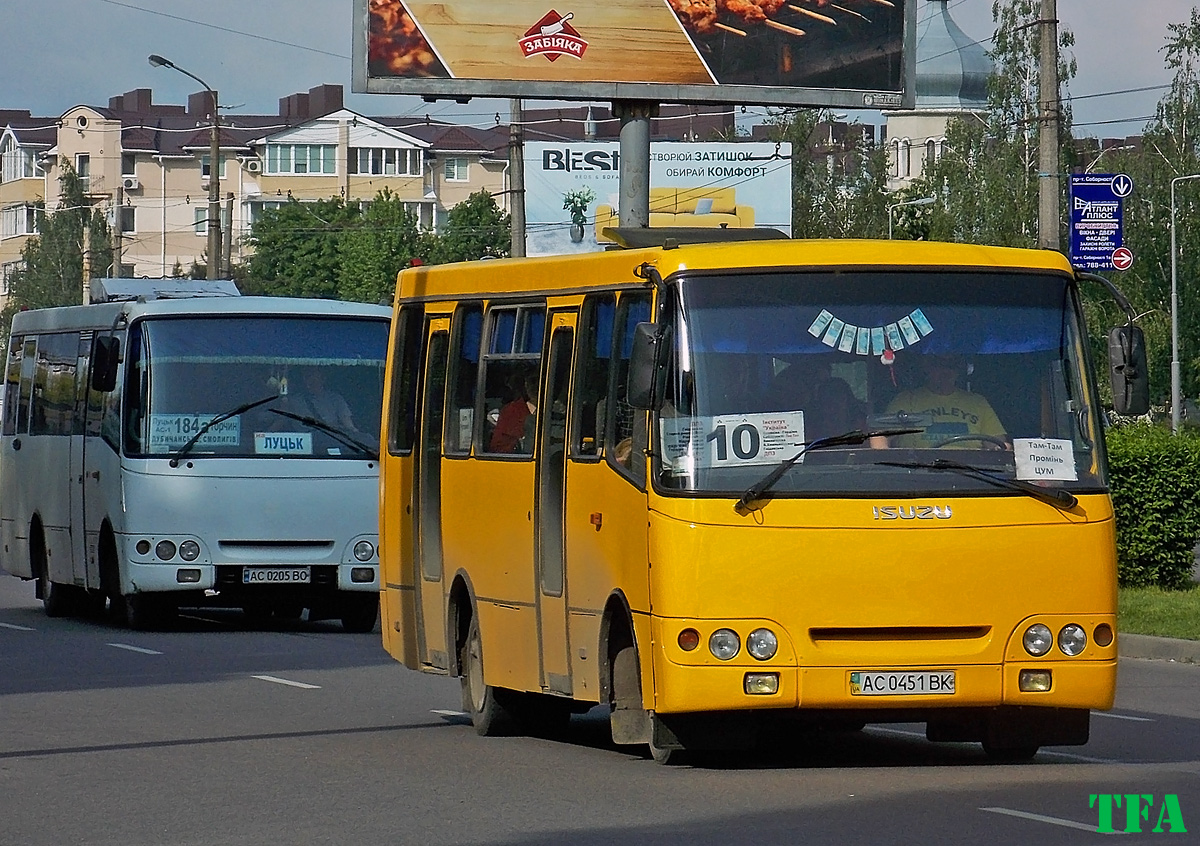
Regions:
[[122, 593, 172, 631], [460, 613, 514, 736], [339, 593, 378, 633], [32, 524, 73, 618]]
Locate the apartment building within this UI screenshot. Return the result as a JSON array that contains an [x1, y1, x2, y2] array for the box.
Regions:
[[0, 83, 513, 298]]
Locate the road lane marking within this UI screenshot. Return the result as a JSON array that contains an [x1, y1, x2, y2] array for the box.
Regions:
[[1038, 749, 1121, 764], [1094, 712, 1154, 722], [251, 674, 321, 690], [866, 726, 926, 739], [0, 622, 35, 631], [431, 709, 467, 718], [107, 643, 163, 655], [980, 807, 1116, 834]]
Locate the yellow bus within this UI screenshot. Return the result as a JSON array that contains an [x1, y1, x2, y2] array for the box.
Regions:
[[378, 230, 1147, 763]]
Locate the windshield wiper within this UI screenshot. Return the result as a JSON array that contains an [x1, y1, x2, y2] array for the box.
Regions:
[[874, 458, 1078, 510], [167, 394, 281, 467], [269, 408, 379, 460], [734, 428, 923, 516]]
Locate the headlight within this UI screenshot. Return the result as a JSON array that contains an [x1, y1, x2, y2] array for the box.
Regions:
[[1058, 624, 1087, 656], [178, 540, 200, 561], [1023, 623, 1053, 656], [155, 540, 177, 561], [746, 628, 778, 661], [353, 540, 375, 562], [709, 629, 740, 661]]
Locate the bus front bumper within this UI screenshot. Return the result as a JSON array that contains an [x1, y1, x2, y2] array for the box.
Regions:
[[126, 562, 379, 594]]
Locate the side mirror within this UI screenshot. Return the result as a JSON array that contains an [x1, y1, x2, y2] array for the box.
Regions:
[[90, 336, 120, 393], [1108, 325, 1149, 416], [626, 322, 668, 410]]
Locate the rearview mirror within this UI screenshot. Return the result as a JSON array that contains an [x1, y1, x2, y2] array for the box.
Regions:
[[626, 322, 668, 410], [90, 336, 120, 393], [1108, 325, 1149, 416]]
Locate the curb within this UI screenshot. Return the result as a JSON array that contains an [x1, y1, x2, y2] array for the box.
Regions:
[[1118, 633, 1200, 664]]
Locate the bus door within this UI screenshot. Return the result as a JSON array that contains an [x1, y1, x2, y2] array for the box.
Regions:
[[69, 332, 92, 587], [535, 313, 575, 695], [415, 318, 451, 670]]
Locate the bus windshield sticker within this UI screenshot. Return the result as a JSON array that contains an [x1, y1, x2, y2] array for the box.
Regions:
[[660, 412, 805, 473], [1013, 438, 1078, 481], [807, 309, 834, 338], [148, 414, 241, 451], [254, 432, 314, 455]]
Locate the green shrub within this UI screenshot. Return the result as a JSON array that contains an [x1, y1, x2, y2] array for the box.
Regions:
[[1106, 422, 1200, 589]]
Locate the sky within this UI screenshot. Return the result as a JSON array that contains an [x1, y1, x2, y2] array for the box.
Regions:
[[0, 0, 1194, 138]]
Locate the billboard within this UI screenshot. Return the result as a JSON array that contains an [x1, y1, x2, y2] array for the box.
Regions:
[[353, 0, 914, 109], [524, 140, 792, 256]]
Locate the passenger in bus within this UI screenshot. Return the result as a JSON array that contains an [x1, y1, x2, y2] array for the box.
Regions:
[[489, 372, 538, 453], [283, 366, 362, 435], [764, 358, 865, 442], [880, 353, 1007, 448]]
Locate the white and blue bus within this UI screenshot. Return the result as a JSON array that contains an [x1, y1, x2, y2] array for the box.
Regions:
[[0, 282, 390, 631]]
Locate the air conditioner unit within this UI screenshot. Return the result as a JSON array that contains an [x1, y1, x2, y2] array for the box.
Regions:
[[121, 176, 140, 191], [244, 159, 262, 174]]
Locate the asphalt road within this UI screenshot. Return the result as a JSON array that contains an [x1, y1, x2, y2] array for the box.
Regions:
[[0, 575, 1196, 845]]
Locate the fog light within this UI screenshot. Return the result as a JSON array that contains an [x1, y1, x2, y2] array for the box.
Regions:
[[1019, 669, 1052, 692], [1058, 624, 1087, 656], [1022, 623, 1053, 656], [353, 540, 375, 562], [678, 628, 700, 651], [744, 673, 779, 695], [176, 568, 202, 584], [135, 539, 151, 555], [709, 628, 740, 661], [746, 628, 778, 661], [1093, 623, 1114, 647], [350, 567, 374, 583], [179, 540, 200, 561], [155, 540, 177, 561]]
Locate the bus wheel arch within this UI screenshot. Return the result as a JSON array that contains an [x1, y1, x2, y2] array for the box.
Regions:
[[451, 578, 517, 736], [602, 591, 654, 747], [98, 521, 121, 602]]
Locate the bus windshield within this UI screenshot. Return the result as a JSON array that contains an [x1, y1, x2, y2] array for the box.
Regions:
[[658, 270, 1106, 497], [124, 316, 389, 459]]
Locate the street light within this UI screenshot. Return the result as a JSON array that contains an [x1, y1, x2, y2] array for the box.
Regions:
[[1170, 173, 1200, 432], [888, 196, 935, 240], [149, 54, 221, 280]]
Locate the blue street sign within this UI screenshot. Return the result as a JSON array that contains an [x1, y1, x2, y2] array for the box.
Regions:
[[1070, 173, 1132, 271]]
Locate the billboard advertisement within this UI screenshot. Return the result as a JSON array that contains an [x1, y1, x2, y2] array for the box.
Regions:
[[353, 0, 914, 109], [524, 140, 792, 256]]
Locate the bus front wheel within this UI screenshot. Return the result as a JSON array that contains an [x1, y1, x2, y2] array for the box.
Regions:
[[339, 593, 378, 633], [460, 614, 514, 736]]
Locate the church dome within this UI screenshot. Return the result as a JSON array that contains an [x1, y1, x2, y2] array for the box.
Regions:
[[915, 0, 993, 110]]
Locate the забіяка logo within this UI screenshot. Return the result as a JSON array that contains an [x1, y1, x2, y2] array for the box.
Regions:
[[520, 11, 588, 63]]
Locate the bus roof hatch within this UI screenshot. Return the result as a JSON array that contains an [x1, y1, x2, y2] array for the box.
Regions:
[[89, 278, 242, 303]]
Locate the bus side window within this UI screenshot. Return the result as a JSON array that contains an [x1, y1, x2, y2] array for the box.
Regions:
[[387, 305, 425, 455], [2, 336, 23, 436], [16, 337, 37, 435], [571, 294, 615, 459], [30, 333, 80, 436], [480, 304, 545, 457], [446, 303, 482, 455], [605, 292, 652, 483]]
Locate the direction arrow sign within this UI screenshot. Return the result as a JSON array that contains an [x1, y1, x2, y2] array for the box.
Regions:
[[1112, 246, 1134, 270], [1111, 173, 1134, 198]]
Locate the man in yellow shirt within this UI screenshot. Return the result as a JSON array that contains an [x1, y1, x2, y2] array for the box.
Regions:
[[884, 353, 1007, 448]]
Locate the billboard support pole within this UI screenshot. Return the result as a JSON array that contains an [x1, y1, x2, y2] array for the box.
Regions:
[[509, 99, 527, 257], [614, 101, 657, 228]]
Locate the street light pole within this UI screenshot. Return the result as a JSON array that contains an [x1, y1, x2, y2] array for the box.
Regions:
[[1170, 173, 1200, 432], [887, 196, 935, 239], [149, 54, 221, 280]]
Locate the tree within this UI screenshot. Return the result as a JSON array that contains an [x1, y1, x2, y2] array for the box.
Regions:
[[423, 191, 511, 264], [915, 0, 1077, 248], [242, 197, 362, 298], [1, 161, 111, 331], [337, 188, 423, 305]]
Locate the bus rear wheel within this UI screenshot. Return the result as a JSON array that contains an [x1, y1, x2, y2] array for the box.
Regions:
[[460, 614, 514, 736]]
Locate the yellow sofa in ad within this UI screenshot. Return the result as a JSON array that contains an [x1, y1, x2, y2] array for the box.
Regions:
[[594, 187, 756, 242]]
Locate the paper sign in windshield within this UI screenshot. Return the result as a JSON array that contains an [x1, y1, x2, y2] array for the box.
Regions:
[[1013, 438, 1077, 481], [254, 432, 313, 455], [660, 411, 805, 473], [148, 414, 241, 451]]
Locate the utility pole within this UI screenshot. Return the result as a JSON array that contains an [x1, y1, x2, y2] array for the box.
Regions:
[[509, 98, 526, 257], [112, 182, 123, 280], [1038, 0, 1060, 251], [223, 192, 234, 277]]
